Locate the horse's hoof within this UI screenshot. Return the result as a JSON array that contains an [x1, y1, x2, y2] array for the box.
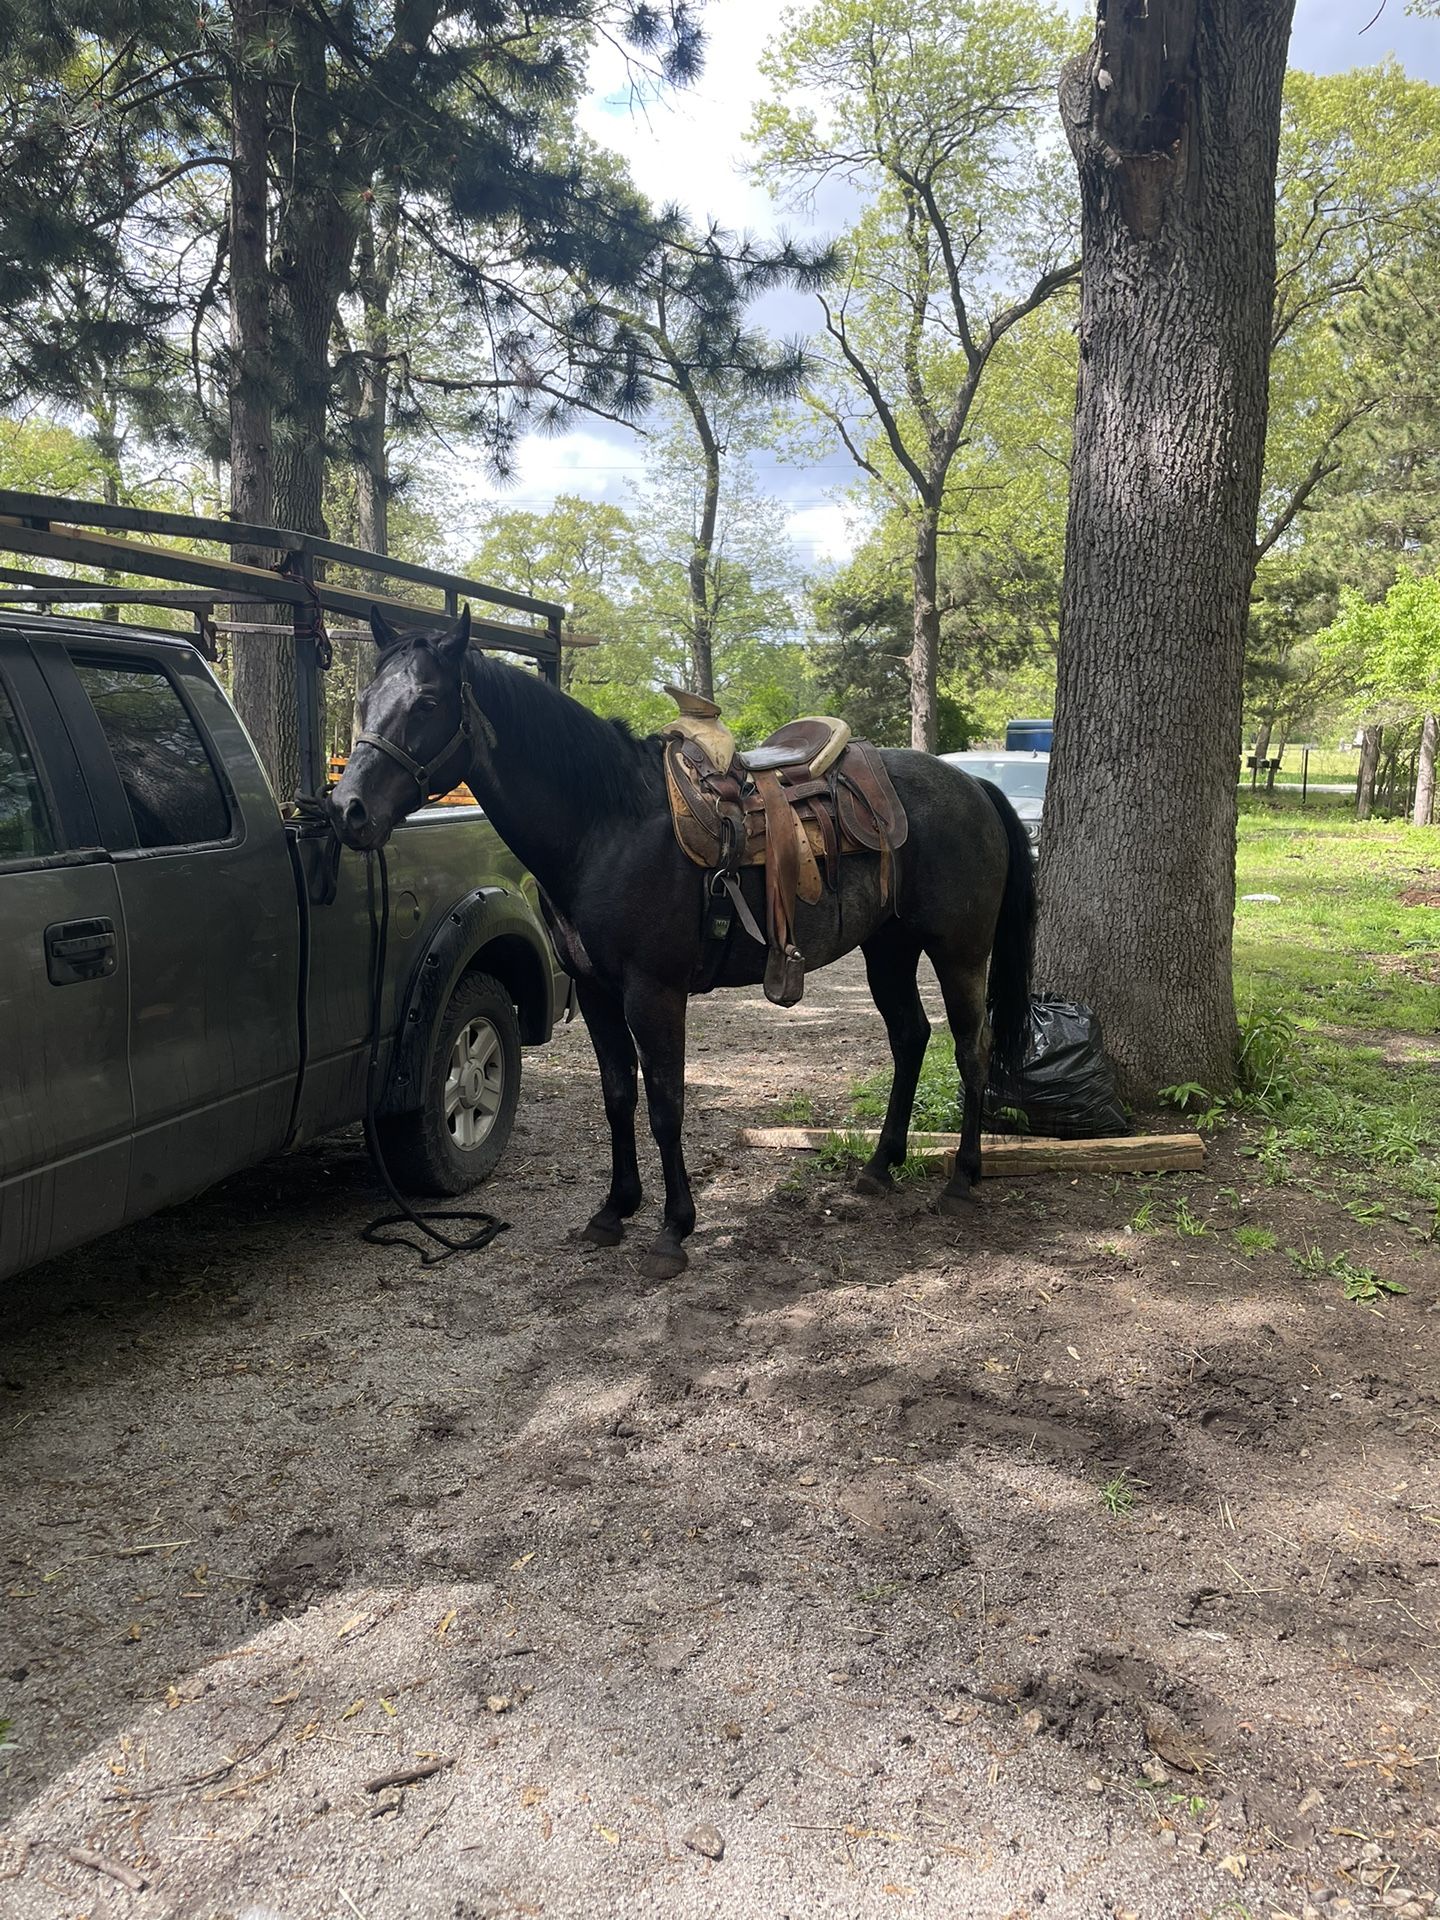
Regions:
[[641, 1243, 688, 1281], [854, 1166, 893, 1197], [578, 1216, 625, 1247], [936, 1185, 980, 1217]]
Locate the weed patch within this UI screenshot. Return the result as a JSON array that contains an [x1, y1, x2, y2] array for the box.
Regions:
[[1099, 1470, 1137, 1518], [1284, 1242, 1408, 1304], [1233, 1225, 1278, 1257]]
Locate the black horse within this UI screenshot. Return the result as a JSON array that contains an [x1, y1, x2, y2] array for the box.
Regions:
[[331, 607, 1035, 1279]]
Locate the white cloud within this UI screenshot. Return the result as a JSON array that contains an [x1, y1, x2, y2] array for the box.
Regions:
[[784, 501, 856, 568], [445, 426, 648, 527], [577, 0, 800, 237]]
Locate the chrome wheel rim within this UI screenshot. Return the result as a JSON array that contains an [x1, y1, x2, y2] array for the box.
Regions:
[[444, 1016, 504, 1149]]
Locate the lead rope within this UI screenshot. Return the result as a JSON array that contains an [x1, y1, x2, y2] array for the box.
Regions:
[[360, 845, 509, 1266]]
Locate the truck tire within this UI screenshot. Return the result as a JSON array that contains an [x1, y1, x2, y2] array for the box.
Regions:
[[377, 971, 522, 1196]]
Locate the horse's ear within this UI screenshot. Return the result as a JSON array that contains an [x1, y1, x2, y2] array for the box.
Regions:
[[436, 602, 471, 663], [370, 604, 399, 652]]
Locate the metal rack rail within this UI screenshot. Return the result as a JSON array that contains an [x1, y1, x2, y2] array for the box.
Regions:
[[0, 490, 574, 795]]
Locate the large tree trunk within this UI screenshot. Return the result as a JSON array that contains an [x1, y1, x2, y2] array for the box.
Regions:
[[1034, 0, 1296, 1100], [257, 5, 361, 790], [226, 0, 296, 792], [272, 211, 354, 540], [1416, 712, 1438, 828], [910, 509, 940, 753]]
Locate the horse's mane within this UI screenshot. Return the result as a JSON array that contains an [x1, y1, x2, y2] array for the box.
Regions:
[[466, 649, 665, 820]]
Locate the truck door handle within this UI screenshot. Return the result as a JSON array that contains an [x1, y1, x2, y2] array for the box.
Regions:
[[45, 917, 118, 985]]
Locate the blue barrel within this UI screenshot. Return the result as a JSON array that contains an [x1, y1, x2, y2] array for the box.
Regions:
[[1005, 717, 1053, 752]]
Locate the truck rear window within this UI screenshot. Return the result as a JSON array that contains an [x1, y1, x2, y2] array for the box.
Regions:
[[72, 659, 231, 849], [0, 679, 55, 862]]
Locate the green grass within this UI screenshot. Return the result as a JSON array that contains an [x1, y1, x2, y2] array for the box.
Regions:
[[1099, 1470, 1137, 1518], [773, 1090, 816, 1125], [1244, 745, 1355, 786], [815, 1130, 930, 1185], [1233, 814, 1439, 1188], [1233, 805, 1440, 1036], [1233, 1224, 1278, 1257], [1285, 1241, 1409, 1303], [851, 1032, 961, 1132]]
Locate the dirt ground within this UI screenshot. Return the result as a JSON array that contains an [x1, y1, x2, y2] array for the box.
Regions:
[[2, 952, 1437, 1920]]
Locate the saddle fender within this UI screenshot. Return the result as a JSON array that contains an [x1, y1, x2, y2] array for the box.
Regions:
[[380, 886, 557, 1116]]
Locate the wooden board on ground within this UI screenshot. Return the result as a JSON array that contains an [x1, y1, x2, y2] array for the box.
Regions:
[[738, 1126, 1205, 1176]]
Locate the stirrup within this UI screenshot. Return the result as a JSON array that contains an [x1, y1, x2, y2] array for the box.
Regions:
[[764, 943, 806, 1008]]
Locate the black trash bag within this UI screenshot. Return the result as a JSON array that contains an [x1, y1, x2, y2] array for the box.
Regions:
[[984, 997, 1129, 1139]]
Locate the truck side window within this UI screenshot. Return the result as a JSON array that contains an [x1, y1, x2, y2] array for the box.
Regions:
[[0, 678, 55, 862], [73, 659, 231, 850]]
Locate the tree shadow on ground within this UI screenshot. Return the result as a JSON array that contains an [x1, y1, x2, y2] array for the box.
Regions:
[[1, 1094, 1435, 1918]]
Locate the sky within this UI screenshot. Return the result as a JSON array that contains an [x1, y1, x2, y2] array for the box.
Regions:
[[449, 0, 1440, 574]]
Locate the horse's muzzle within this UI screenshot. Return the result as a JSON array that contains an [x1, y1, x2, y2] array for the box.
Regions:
[[327, 786, 392, 852]]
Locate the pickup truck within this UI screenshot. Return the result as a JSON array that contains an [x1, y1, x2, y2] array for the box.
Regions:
[[0, 610, 569, 1283]]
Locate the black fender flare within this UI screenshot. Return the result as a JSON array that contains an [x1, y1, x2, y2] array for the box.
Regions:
[[380, 887, 556, 1116]]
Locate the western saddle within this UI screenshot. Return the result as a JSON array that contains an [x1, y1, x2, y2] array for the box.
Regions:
[[660, 686, 908, 1006]]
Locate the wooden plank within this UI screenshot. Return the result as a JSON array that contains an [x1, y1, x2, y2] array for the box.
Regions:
[[0, 487, 564, 622], [738, 1126, 1205, 1176], [0, 520, 558, 659]]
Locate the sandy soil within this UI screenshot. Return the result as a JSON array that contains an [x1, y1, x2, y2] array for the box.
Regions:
[[1, 952, 1437, 1920]]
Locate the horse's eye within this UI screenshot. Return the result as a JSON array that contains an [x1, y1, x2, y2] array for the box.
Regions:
[[415, 697, 437, 715]]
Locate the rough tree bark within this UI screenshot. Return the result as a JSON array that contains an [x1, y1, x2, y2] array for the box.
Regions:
[[910, 507, 941, 752], [1416, 713, 1438, 828], [1034, 0, 1297, 1099], [226, 0, 298, 794], [236, 1, 437, 785], [269, 6, 358, 542]]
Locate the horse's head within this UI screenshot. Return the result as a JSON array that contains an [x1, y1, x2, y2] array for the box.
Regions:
[[330, 604, 475, 850]]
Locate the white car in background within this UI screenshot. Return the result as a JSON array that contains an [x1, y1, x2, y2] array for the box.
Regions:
[[941, 749, 1049, 860]]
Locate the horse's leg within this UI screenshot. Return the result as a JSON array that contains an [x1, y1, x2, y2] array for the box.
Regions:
[[929, 953, 992, 1214], [575, 977, 643, 1245], [622, 974, 695, 1281], [855, 923, 929, 1195]]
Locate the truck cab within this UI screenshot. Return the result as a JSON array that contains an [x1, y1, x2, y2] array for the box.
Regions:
[[0, 496, 572, 1283]]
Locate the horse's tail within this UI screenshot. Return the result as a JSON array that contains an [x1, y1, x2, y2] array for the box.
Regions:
[[975, 778, 1035, 1083]]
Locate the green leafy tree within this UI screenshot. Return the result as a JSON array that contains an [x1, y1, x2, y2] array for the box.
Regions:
[[751, 0, 1078, 750], [1244, 72, 1440, 777], [0, 416, 110, 497], [1242, 551, 1358, 781], [1256, 64, 1440, 567], [468, 495, 671, 731], [629, 394, 813, 729], [810, 295, 1076, 742], [1316, 574, 1440, 824]]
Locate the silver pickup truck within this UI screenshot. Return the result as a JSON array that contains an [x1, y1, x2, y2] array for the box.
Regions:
[[0, 611, 569, 1282]]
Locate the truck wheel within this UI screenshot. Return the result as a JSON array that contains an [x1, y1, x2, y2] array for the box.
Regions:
[[378, 971, 522, 1196]]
